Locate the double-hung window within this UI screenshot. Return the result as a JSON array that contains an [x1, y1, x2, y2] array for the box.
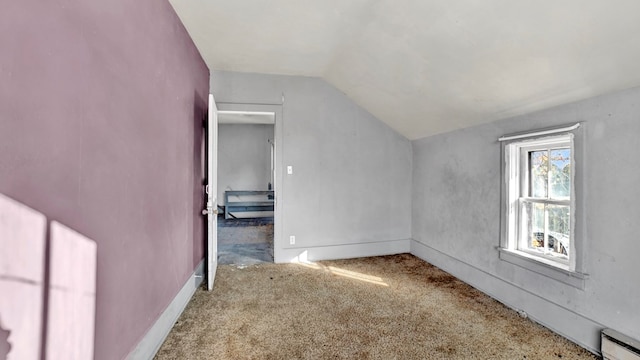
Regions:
[[502, 128, 577, 273]]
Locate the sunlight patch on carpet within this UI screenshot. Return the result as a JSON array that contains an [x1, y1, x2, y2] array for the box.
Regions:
[[293, 253, 388, 286]]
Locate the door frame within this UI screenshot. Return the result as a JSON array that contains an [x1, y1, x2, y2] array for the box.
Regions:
[[215, 102, 284, 263]]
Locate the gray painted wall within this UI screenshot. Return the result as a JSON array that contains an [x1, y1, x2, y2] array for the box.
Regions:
[[218, 124, 274, 205], [211, 71, 413, 262], [412, 85, 640, 353]]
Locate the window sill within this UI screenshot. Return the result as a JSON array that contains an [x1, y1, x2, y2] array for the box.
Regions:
[[498, 248, 588, 289]]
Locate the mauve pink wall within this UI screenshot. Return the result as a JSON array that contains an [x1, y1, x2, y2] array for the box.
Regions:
[[0, 1, 208, 359]]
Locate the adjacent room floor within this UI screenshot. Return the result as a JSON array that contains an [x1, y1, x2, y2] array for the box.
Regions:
[[155, 254, 596, 359], [217, 216, 274, 266]]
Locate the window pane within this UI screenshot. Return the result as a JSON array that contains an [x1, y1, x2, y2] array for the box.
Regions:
[[529, 151, 548, 198], [520, 201, 545, 251], [549, 148, 571, 199], [548, 204, 570, 257]]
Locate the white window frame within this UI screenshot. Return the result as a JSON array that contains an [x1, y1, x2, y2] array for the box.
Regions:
[[499, 124, 588, 289], [506, 134, 574, 268]]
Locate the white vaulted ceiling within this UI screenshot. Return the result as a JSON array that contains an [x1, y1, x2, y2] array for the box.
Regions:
[[169, 0, 640, 140]]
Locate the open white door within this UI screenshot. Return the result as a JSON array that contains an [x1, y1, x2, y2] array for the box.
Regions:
[[204, 94, 218, 290]]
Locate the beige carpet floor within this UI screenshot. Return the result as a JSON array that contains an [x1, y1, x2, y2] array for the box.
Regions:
[[155, 254, 597, 360]]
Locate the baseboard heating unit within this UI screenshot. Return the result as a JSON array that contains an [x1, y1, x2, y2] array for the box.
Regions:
[[602, 329, 640, 360]]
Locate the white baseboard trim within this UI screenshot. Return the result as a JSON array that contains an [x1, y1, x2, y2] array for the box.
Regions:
[[410, 240, 602, 355], [276, 239, 411, 263], [126, 259, 204, 360]]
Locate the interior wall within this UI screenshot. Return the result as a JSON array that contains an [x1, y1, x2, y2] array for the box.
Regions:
[[211, 71, 413, 262], [217, 124, 274, 205], [0, 1, 209, 359], [411, 85, 640, 353]]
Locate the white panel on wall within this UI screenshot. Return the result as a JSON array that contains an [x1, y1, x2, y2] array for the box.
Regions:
[[46, 221, 97, 360], [0, 194, 46, 360]]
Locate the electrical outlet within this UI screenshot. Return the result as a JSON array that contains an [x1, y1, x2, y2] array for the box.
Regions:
[[289, 235, 295, 245]]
